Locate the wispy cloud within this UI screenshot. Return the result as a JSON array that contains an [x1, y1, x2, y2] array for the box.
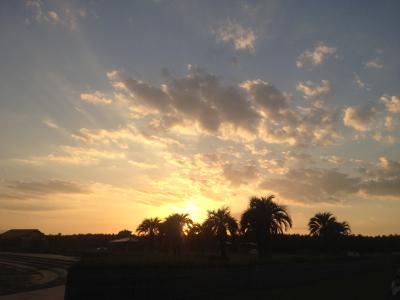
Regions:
[[213, 21, 256, 51], [42, 118, 59, 129], [80, 91, 113, 105], [4, 179, 89, 195], [364, 57, 383, 69], [297, 42, 337, 68], [296, 80, 331, 99], [353, 73, 371, 91], [25, 0, 87, 31]]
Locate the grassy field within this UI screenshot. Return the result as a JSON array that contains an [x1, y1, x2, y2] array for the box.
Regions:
[[0, 264, 34, 295], [65, 253, 399, 300]]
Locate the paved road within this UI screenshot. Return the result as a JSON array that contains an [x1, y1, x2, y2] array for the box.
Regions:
[[0, 252, 77, 298]]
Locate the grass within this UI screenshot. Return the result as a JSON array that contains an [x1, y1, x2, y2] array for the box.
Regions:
[[66, 253, 400, 299], [0, 264, 36, 295], [266, 269, 394, 299]]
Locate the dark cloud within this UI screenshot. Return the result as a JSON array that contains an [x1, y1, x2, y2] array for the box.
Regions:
[[260, 157, 400, 202], [343, 101, 381, 131], [360, 178, 400, 197], [223, 163, 259, 186], [122, 66, 260, 134], [0, 202, 74, 211], [358, 157, 400, 197], [242, 80, 289, 115], [124, 79, 170, 111], [1, 180, 90, 199], [260, 168, 360, 202], [115, 66, 341, 146]]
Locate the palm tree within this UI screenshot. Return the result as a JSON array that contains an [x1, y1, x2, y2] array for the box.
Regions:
[[203, 207, 238, 259], [308, 212, 351, 238], [186, 223, 207, 254], [241, 195, 292, 260], [136, 217, 161, 250], [161, 213, 193, 255], [136, 217, 161, 237]]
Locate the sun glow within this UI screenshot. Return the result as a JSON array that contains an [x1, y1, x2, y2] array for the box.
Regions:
[[169, 198, 213, 223]]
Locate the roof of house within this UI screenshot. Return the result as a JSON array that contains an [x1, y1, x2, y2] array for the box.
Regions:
[[0, 229, 44, 239], [109, 237, 139, 243]]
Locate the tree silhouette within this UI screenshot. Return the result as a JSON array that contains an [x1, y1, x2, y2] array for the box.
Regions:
[[203, 207, 238, 259], [308, 212, 351, 238], [241, 195, 292, 260], [186, 222, 210, 255], [160, 213, 193, 255], [116, 229, 132, 238], [136, 218, 161, 250], [136, 218, 161, 237]]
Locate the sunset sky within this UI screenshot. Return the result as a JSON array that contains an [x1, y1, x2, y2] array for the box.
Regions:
[[1, 1, 400, 235]]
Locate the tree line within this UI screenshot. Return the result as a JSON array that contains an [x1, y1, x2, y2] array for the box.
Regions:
[[135, 195, 352, 260], [40, 195, 399, 257]]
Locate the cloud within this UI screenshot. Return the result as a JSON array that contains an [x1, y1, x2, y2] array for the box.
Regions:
[[42, 119, 59, 129], [372, 134, 400, 144], [320, 155, 347, 165], [213, 21, 256, 51], [223, 163, 259, 186], [26, 0, 55, 24], [47, 11, 60, 23], [72, 125, 185, 151], [120, 66, 260, 134], [380, 95, 400, 113], [128, 160, 158, 169], [364, 58, 383, 69], [240, 79, 289, 115], [259, 157, 400, 203], [80, 91, 112, 105], [29, 146, 126, 165], [25, 0, 86, 31], [369, 157, 400, 179], [296, 42, 337, 68], [1, 179, 90, 199], [0, 202, 73, 212], [342, 96, 399, 142], [360, 178, 400, 197], [242, 79, 339, 146], [0, 179, 94, 212], [260, 101, 340, 146], [296, 80, 332, 99], [260, 168, 360, 203], [106, 66, 341, 147], [359, 158, 400, 197], [343, 102, 380, 131], [353, 73, 371, 91], [72, 127, 132, 148]]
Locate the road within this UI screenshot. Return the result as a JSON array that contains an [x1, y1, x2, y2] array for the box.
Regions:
[[0, 252, 77, 299]]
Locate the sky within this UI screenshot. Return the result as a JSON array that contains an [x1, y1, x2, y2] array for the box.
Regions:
[[0, 0, 400, 235]]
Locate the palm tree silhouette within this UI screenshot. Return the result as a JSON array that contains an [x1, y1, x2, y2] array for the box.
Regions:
[[186, 222, 210, 255], [136, 217, 161, 237], [136, 217, 161, 250], [241, 195, 292, 260], [203, 207, 238, 259], [308, 212, 350, 237], [161, 213, 193, 255]]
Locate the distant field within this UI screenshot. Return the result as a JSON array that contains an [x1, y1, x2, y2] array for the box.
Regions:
[[65, 253, 400, 300], [0, 252, 76, 296], [0, 264, 33, 295]]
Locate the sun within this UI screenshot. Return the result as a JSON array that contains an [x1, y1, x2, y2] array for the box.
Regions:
[[176, 201, 207, 223]]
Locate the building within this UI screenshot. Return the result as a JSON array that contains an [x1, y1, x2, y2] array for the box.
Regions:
[[109, 237, 146, 253], [0, 229, 47, 252]]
